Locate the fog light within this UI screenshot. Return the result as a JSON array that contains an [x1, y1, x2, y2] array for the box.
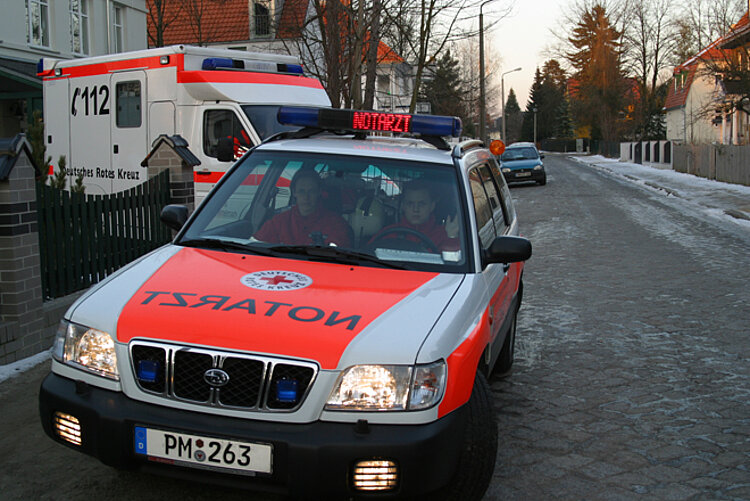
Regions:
[[352, 460, 398, 491], [53, 412, 81, 446]]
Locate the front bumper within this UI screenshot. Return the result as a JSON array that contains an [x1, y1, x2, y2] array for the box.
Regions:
[[503, 169, 545, 183], [39, 372, 467, 498]]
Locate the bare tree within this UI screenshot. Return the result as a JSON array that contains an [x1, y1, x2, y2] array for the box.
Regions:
[[675, 0, 746, 60], [147, 0, 181, 47], [181, 0, 235, 46], [620, 0, 677, 138]]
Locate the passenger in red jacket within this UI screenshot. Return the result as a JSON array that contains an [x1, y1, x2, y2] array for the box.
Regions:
[[369, 181, 459, 252], [254, 170, 352, 246]]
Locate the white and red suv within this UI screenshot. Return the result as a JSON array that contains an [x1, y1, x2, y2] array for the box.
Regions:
[[40, 107, 531, 500]]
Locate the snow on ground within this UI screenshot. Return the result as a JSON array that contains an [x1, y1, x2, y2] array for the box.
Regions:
[[571, 154, 750, 232], [0, 350, 50, 384]]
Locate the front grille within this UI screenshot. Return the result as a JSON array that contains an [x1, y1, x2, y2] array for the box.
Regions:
[[130, 341, 317, 412]]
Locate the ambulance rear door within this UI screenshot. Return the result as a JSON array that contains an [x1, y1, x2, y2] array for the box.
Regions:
[[69, 73, 112, 194], [110, 71, 148, 192]]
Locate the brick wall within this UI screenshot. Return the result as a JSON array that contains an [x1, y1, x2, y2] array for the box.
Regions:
[[145, 143, 196, 213]]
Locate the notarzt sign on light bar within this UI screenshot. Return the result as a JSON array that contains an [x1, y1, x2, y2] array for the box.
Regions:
[[352, 112, 412, 133]]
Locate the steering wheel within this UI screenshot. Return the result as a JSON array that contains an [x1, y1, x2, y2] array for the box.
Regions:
[[369, 227, 440, 254]]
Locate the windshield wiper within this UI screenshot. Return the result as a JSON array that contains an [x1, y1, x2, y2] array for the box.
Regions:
[[179, 238, 275, 256], [267, 245, 407, 269]]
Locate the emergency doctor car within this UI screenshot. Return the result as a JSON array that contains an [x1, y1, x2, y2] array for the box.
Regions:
[[39, 107, 532, 500]]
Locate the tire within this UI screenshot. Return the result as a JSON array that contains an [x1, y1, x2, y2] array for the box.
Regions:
[[537, 176, 546, 186], [494, 311, 517, 377], [432, 371, 497, 501]]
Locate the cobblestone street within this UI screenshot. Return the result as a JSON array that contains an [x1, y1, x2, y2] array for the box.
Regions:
[[487, 155, 750, 500], [2, 155, 748, 500]]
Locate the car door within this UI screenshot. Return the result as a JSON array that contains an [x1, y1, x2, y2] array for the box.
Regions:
[[468, 164, 513, 345]]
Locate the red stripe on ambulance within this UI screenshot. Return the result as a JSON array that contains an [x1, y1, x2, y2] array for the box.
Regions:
[[177, 71, 325, 88], [40, 54, 185, 80], [117, 248, 437, 370]]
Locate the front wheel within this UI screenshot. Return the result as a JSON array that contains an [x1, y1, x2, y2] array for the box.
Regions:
[[431, 371, 497, 501]]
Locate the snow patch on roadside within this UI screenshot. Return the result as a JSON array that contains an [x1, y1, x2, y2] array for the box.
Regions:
[[0, 350, 50, 384]]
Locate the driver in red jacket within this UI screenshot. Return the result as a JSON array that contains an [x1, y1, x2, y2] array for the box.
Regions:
[[254, 169, 352, 247], [369, 180, 459, 252]]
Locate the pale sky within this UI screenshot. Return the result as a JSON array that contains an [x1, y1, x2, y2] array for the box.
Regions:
[[485, 0, 567, 113]]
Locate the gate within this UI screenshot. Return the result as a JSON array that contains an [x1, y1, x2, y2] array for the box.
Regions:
[[36, 170, 172, 299]]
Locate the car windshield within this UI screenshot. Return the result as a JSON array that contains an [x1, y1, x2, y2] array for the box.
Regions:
[[501, 147, 538, 161], [180, 150, 470, 272], [241, 105, 305, 140]]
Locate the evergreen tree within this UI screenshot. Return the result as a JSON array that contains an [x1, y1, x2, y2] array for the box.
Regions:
[[49, 156, 68, 189], [521, 69, 543, 142], [566, 3, 625, 141], [504, 89, 522, 144], [28, 110, 50, 181], [505, 89, 520, 114], [555, 96, 575, 139], [422, 51, 465, 120]]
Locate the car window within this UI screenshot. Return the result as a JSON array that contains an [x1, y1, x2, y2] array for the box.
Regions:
[[182, 150, 471, 272], [468, 167, 496, 248], [489, 160, 516, 225], [204, 109, 253, 160], [501, 147, 538, 161], [478, 164, 508, 234]]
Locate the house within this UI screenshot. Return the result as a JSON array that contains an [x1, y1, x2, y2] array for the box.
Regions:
[[147, 0, 415, 112], [664, 12, 750, 144], [0, 0, 148, 136]]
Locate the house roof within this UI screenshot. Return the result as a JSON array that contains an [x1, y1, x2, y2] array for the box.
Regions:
[[664, 11, 750, 111], [720, 12, 750, 49], [664, 64, 698, 111], [149, 0, 250, 47], [0, 134, 37, 181], [147, 0, 405, 67], [277, 0, 308, 39], [141, 135, 201, 167]]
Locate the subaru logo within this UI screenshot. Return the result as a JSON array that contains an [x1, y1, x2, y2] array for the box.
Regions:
[[203, 368, 230, 387]]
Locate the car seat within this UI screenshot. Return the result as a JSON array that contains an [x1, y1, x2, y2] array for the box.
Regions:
[[350, 195, 385, 247]]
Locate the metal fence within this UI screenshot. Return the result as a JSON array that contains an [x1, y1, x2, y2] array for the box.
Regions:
[[36, 170, 172, 299]]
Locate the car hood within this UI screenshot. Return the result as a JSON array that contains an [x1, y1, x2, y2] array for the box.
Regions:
[[502, 159, 542, 170], [71, 246, 463, 370]]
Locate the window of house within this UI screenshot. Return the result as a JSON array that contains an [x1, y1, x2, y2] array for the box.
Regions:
[[70, 0, 90, 54], [254, 1, 271, 37], [113, 5, 124, 52], [26, 0, 50, 47], [116, 81, 141, 127]]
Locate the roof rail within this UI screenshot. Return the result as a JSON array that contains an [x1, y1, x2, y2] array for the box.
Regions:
[[452, 139, 484, 159]]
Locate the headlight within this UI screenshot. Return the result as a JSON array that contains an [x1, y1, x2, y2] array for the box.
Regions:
[[501, 168, 510, 173], [325, 361, 445, 411], [533, 165, 543, 170], [53, 320, 119, 380]]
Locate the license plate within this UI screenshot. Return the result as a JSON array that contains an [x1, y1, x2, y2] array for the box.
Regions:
[[134, 426, 272, 475], [516, 172, 532, 177]]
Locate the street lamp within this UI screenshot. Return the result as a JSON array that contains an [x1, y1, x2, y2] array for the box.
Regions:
[[500, 67, 522, 144], [479, 0, 495, 145], [533, 106, 538, 144]]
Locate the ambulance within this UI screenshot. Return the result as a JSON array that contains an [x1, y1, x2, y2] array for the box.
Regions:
[[39, 107, 532, 499], [37, 45, 331, 204]]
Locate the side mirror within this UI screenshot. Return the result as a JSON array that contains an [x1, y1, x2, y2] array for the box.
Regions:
[[160, 204, 189, 232], [484, 236, 532, 265], [539, 153, 545, 159], [217, 137, 234, 162]]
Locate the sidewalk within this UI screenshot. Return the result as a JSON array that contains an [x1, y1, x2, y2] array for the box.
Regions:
[[571, 154, 750, 229]]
